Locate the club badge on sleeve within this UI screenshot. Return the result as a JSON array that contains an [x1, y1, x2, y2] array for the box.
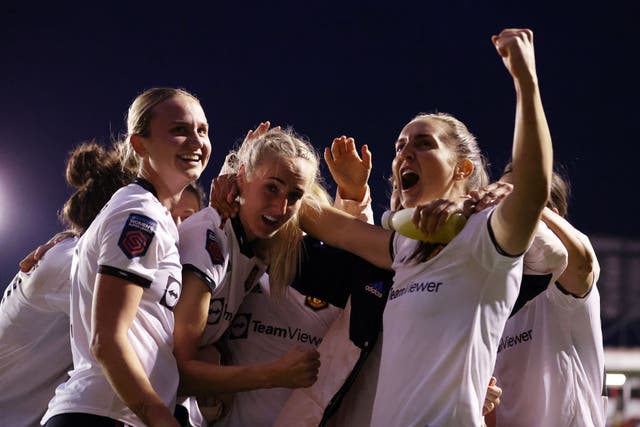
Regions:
[[206, 229, 224, 265], [118, 213, 157, 259]]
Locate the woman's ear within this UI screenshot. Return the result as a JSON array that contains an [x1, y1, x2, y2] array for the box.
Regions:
[[237, 164, 247, 191], [455, 158, 474, 180], [130, 134, 148, 157]]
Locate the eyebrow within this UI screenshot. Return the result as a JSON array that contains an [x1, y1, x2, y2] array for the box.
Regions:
[[268, 176, 305, 193], [170, 120, 209, 127]]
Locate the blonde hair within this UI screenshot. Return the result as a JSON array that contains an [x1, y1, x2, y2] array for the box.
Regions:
[[225, 127, 328, 295], [121, 87, 201, 174]]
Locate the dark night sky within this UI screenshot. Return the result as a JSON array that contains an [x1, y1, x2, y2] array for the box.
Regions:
[[1, 1, 638, 287]]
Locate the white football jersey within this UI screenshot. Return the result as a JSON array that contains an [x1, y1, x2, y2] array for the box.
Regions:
[[371, 208, 522, 427], [0, 237, 76, 427], [216, 275, 341, 427], [177, 207, 268, 427], [494, 232, 606, 427], [43, 181, 182, 427]]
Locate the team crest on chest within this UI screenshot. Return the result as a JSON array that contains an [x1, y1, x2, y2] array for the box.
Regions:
[[206, 229, 224, 265], [118, 213, 157, 259], [305, 296, 328, 311]]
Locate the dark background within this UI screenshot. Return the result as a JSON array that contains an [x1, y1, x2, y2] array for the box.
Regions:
[[1, 2, 638, 290]]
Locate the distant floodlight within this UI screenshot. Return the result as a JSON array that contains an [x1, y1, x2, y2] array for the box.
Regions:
[[606, 373, 626, 387]]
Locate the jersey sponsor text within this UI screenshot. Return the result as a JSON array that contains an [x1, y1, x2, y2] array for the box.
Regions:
[[497, 329, 533, 353], [389, 281, 443, 300], [250, 320, 323, 345]]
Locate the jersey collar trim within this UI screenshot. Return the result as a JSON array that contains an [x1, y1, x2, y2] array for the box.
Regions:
[[133, 177, 158, 199], [231, 216, 254, 257]]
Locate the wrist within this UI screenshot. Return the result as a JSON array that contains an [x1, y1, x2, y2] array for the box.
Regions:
[[337, 185, 367, 202]]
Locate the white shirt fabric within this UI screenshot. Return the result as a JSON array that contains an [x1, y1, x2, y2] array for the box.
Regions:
[[371, 208, 523, 427], [216, 276, 341, 427], [494, 232, 607, 427], [43, 182, 182, 427], [0, 237, 76, 427], [177, 207, 268, 427], [522, 221, 568, 279]]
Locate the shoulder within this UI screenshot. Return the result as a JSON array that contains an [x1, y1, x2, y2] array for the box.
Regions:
[[21, 237, 77, 299]]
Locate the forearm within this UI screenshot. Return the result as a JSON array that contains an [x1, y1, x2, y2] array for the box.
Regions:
[[300, 202, 392, 269], [494, 79, 553, 255], [540, 208, 595, 296], [511, 82, 553, 211], [94, 334, 175, 425], [178, 359, 281, 395]]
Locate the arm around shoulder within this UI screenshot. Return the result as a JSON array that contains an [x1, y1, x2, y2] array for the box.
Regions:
[[300, 201, 393, 269], [540, 208, 597, 297]]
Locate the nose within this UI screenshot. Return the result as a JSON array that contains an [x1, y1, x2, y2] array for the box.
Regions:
[[188, 134, 205, 149], [272, 194, 288, 216], [397, 143, 414, 160]]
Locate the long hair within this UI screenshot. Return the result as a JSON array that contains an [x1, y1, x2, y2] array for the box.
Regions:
[[224, 127, 329, 295]]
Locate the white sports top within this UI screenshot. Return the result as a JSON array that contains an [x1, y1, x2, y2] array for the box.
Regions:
[[494, 231, 606, 427], [371, 208, 522, 427], [0, 237, 76, 427], [43, 181, 182, 427], [216, 275, 341, 427], [177, 207, 268, 426]]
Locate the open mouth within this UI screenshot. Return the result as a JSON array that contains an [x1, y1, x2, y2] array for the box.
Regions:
[[261, 215, 279, 226], [401, 171, 420, 190], [179, 154, 202, 163]]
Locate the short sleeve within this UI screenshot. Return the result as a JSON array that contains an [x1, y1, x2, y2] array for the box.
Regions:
[[97, 201, 167, 287], [178, 207, 228, 291]]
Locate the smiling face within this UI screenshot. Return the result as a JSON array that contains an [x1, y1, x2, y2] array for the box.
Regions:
[[392, 117, 462, 208], [134, 94, 211, 199], [237, 154, 314, 242]]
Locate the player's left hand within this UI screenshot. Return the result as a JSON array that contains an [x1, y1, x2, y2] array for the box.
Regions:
[[324, 135, 371, 201], [19, 230, 76, 272]]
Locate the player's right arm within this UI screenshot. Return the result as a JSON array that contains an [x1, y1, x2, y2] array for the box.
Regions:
[[174, 270, 320, 395], [91, 274, 179, 427]]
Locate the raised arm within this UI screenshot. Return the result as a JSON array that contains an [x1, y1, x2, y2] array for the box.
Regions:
[[490, 28, 553, 255], [325, 135, 374, 222]]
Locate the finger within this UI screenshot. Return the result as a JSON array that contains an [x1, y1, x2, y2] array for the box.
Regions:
[[324, 147, 336, 172], [33, 242, 54, 261], [19, 250, 37, 272], [430, 202, 452, 236], [483, 401, 494, 416], [361, 144, 372, 169], [345, 137, 358, 157], [332, 136, 347, 158]]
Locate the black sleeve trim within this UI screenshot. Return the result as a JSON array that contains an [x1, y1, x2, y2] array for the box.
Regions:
[[98, 265, 152, 288], [555, 281, 591, 299], [486, 211, 524, 258], [183, 263, 216, 291]]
